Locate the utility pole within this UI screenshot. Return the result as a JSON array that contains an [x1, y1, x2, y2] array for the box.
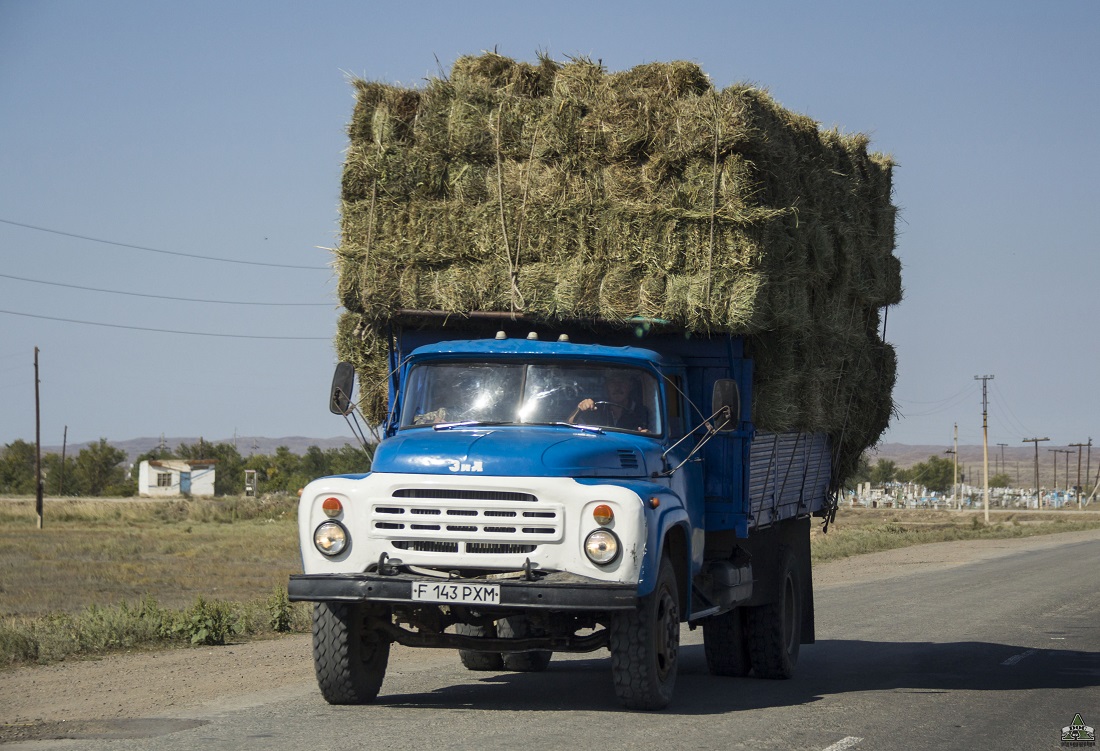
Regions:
[[975, 375, 994, 523], [1070, 442, 1088, 508], [58, 425, 68, 496], [945, 422, 958, 510], [1087, 438, 1093, 502], [1024, 437, 1050, 508], [34, 347, 43, 529], [953, 422, 959, 509], [1049, 448, 1060, 494], [1059, 449, 1073, 499], [996, 443, 1008, 477]]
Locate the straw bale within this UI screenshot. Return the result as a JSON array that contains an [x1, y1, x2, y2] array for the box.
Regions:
[[332, 53, 902, 486]]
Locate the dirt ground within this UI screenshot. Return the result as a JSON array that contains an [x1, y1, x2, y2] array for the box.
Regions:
[[2, 527, 1099, 738]]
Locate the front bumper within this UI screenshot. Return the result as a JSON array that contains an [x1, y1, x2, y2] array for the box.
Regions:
[[288, 570, 638, 611]]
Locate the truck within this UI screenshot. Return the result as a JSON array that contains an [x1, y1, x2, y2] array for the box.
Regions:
[[289, 310, 834, 710]]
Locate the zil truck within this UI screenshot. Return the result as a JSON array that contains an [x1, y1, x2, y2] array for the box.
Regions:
[[289, 311, 833, 710]]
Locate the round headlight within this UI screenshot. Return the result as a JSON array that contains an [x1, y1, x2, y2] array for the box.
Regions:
[[584, 529, 620, 565], [314, 521, 348, 556]]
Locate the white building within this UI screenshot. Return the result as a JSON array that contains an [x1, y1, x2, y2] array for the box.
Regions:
[[137, 459, 216, 497]]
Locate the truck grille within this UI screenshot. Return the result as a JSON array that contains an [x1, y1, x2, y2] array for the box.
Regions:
[[392, 540, 459, 553], [371, 488, 563, 554]]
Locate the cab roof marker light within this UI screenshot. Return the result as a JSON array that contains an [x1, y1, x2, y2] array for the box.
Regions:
[[495, 331, 507, 339]]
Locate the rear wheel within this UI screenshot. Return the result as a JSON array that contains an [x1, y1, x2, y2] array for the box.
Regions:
[[745, 548, 801, 679], [498, 616, 552, 672], [312, 602, 390, 704], [609, 554, 680, 710], [456, 623, 504, 671], [703, 607, 751, 677]]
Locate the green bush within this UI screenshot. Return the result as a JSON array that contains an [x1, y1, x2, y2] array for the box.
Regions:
[[266, 587, 293, 633], [175, 596, 242, 646], [0, 623, 38, 664]]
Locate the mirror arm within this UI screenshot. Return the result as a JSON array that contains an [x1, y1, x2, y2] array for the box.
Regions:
[[342, 410, 373, 455], [332, 384, 375, 455], [658, 407, 732, 477]]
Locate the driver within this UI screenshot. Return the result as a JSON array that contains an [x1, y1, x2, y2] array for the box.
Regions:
[[573, 373, 649, 431]]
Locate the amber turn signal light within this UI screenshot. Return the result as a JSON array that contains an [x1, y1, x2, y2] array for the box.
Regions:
[[593, 504, 614, 525]]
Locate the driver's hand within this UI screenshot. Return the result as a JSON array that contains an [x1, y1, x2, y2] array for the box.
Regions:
[[577, 398, 596, 411]]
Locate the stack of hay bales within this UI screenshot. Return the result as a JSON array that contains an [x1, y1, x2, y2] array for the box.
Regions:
[[334, 53, 901, 484]]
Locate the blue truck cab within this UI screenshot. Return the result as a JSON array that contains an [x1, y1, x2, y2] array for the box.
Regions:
[[289, 314, 832, 710]]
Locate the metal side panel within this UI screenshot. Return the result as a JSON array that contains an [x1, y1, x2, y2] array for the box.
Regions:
[[748, 432, 831, 528]]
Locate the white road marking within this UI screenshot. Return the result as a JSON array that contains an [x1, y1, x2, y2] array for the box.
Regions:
[[822, 737, 863, 751], [1001, 648, 1038, 666]]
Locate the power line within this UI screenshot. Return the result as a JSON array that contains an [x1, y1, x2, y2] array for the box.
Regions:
[[893, 383, 976, 407], [988, 380, 1034, 437], [896, 384, 979, 418], [0, 272, 332, 307], [0, 217, 329, 270], [0, 309, 330, 340]]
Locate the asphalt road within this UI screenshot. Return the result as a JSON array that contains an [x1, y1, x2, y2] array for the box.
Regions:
[[8, 533, 1099, 751]]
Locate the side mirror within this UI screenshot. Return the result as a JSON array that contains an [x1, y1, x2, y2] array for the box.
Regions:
[[711, 379, 740, 432], [329, 362, 356, 416]]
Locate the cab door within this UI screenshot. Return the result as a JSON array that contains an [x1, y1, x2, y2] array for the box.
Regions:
[[660, 367, 706, 572]]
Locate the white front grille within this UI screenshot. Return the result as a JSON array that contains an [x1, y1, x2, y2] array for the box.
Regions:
[[370, 490, 564, 548]]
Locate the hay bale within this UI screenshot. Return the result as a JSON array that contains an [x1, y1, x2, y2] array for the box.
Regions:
[[332, 53, 901, 487]]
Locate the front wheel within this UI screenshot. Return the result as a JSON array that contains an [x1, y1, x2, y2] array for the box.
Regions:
[[312, 602, 391, 704], [609, 554, 680, 710]]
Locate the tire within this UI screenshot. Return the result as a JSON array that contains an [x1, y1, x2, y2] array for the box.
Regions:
[[702, 607, 751, 677], [456, 623, 504, 671], [311, 602, 390, 704], [609, 554, 680, 710], [745, 547, 801, 679], [497, 616, 552, 672]]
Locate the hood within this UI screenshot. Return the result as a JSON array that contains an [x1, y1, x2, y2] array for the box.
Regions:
[[371, 426, 650, 478]]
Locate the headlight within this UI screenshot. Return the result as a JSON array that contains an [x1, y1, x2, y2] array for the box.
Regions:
[[584, 529, 620, 565], [314, 521, 348, 556]]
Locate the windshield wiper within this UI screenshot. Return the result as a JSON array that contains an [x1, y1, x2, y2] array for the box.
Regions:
[[547, 422, 604, 434], [432, 420, 605, 434], [432, 421, 510, 431]]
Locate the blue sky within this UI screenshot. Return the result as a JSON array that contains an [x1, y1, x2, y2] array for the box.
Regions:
[[1, 0, 1097, 451]]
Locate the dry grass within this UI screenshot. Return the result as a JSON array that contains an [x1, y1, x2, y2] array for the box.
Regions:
[[0, 498, 300, 617], [812, 507, 1100, 563]]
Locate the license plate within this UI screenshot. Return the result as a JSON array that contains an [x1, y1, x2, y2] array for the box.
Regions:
[[410, 581, 501, 605]]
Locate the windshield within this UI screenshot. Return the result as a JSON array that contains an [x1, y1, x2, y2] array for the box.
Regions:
[[399, 361, 661, 434]]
